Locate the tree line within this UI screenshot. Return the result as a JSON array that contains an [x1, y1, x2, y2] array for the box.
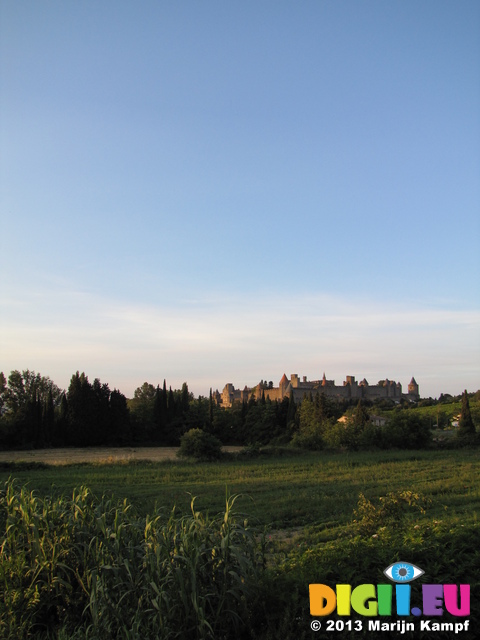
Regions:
[[0, 369, 478, 450]]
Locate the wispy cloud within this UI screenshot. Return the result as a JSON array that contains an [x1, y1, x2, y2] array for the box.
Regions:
[[2, 285, 479, 398]]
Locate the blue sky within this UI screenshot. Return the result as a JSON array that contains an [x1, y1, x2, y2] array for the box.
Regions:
[[1, 0, 479, 399]]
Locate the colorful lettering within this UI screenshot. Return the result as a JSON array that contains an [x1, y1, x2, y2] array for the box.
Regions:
[[309, 582, 470, 618], [395, 584, 411, 615], [423, 584, 444, 616], [351, 584, 377, 616], [309, 584, 336, 616], [444, 584, 470, 616]]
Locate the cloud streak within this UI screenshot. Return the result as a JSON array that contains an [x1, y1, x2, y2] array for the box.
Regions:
[[2, 286, 479, 399]]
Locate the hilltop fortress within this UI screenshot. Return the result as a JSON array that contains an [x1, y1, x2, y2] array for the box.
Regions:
[[214, 373, 419, 408]]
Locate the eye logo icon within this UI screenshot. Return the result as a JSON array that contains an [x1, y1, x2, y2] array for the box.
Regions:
[[384, 562, 424, 583]]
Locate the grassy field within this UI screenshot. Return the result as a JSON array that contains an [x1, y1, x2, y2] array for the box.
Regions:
[[1, 448, 479, 528], [1, 447, 479, 639], [0, 445, 244, 465]]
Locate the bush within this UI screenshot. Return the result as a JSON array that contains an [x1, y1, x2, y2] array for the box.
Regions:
[[177, 428, 223, 461], [380, 413, 432, 449], [352, 490, 431, 535]]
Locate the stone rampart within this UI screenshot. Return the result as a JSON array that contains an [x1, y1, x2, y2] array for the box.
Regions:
[[215, 373, 418, 407]]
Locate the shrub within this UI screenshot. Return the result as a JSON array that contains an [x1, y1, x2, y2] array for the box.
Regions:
[[353, 490, 431, 535], [177, 428, 223, 461], [380, 413, 432, 449]]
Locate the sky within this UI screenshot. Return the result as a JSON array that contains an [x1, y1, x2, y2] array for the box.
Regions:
[[1, 0, 479, 399]]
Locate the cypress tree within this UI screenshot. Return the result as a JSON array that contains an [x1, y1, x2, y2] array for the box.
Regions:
[[25, 387, 42, 448], [153, 385, 161, 418], [168, 386, 175, 421], [66, 372, 96, 446], [162, 379, 168, 419], [181, 382, 190, 414], [42, 389, 55, 445], [153, 384, 169, 443], [209, 388, 214, 428], [241, 400, 247, 425], [110, 389, 131, 444], [458, 390, 476, 439], [286, 392, 297, 425], [35, 393, 43, 448], [353, 399, 370, 428], [55, 393, 69, 446]]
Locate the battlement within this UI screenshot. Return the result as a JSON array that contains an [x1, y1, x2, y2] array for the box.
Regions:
[[214, 372, 419, 407]]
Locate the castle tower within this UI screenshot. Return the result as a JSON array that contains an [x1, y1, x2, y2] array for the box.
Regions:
[[408, 377, 419, 400], [279, 373, 289, 398]]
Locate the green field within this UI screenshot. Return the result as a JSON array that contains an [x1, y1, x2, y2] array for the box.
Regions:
[[1, 448, 479, 639], [1, 448, 479, 527]]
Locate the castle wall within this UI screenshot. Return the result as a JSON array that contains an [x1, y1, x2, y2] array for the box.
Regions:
[[363, 386, 388, 399], [289, 382, 403, 403], [362, 383, 402, 400], [260, 388, 284, 402], [217, 374, 417, 407]]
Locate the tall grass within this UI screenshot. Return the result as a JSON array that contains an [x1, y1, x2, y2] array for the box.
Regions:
[[0, 480, 263, 639]]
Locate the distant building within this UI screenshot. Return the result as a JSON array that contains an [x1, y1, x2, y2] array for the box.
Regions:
[[213, 373, 420, 408]]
